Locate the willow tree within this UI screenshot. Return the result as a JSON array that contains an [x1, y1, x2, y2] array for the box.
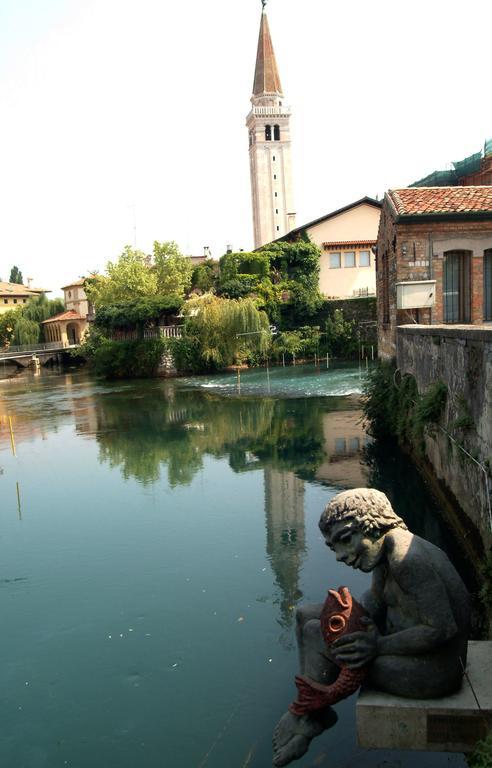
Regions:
[[184, 294, 271, 368]]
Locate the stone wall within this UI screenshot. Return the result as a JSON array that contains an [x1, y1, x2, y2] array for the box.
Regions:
[[396, 324, 492, 550]]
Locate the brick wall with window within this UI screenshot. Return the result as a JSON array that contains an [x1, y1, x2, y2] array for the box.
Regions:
[[377, 197, 492, 359]]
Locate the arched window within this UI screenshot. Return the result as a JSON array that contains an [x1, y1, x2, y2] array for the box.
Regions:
[[265, 125, 272, 141], [273, 124, 280, 141]]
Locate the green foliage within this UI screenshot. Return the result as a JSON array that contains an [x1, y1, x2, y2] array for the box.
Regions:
[[167, 336, 204, 373], [363, 362, 447, 451], [259, 239, 323, 316], [85, 242, 192, 308], [85, 246, 157, 306], [325, 309, 357, 358], [13, 317, 40, 345], [24, 294, 64, 325], [0, 294, 64, 346], [82, 330, 167, 379], [467, 730, 492, 768], [93, 295, 182, 332], [191, 259, 217, 293], [0, 309, 21, 347], [273, 331, 303, 359], [9, 266, 23, 284], [183, 294, 271, 369], [152, 240, 192, 299]]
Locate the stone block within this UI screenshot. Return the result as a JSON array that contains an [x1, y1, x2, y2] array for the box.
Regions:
[[356, 641, 492, 753]]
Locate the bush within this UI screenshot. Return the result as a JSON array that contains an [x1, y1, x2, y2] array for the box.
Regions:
[[83, 334, 168, 379], [363, 361, 447, 451]]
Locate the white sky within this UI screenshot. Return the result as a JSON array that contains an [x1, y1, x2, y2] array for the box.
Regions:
[[0, 0, 491, 295]]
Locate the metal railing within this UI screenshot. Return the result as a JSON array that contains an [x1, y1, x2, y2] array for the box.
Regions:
[[110, 326, 183, 342], [0, 341, 71, 357]]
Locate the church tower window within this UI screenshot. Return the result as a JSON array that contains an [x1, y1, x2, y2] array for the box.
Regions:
[[274, 125, 280, 141], [265, 125, 272, 141]]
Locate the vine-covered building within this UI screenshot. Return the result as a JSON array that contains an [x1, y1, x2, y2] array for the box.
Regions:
[[376, 186, 492, 359]]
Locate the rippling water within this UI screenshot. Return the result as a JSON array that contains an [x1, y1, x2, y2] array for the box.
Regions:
[[0, 367, 467, 768]]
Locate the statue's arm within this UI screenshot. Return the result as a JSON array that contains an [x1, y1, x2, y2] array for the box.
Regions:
[[377, 556, 458, 657]]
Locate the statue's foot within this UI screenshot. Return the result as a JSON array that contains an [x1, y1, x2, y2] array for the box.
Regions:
[[272, 709, 337, 767]]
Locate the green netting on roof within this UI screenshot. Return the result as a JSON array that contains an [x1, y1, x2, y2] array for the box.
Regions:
[[453, 152, 482, 178], [410, 169, 458, 188], [485, 138, 492, 157]]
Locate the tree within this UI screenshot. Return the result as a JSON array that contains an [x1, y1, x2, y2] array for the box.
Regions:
[[184, 294, 271, 368], [23, 294, 64, 324], [13, 317, 39, 345], [84, 246, 158, 307], [153, 241, 192, 299], [191, 259, 218, 293], [0, 309, 21, 347], [9, 266, 23, 284]]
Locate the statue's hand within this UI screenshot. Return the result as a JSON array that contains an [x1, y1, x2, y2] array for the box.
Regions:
[[331, 618, 379, 669]]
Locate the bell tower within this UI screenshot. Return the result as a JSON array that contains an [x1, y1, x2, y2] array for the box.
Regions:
[[246, 2, 296, 249]]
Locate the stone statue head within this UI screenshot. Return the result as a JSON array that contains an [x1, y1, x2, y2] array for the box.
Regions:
[[319, 489, 408, 572]]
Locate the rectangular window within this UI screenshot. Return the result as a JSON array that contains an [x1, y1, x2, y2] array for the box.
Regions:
[[276, 226, 280, 231], [359, 250, 370, 267], [329, 252, 341, 269], [344, 251, 356, 268], [275, 192, 278, 198], [273, 155, 276, 161], [485, 250, 492, 321], [3, 299, 7, 304], [23, 299, 27, 303], [273, 174, 277, 180], [13, 298, 17, 304]]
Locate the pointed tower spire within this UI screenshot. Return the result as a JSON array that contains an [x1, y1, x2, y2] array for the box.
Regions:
[[246, 4, 296, 248], [253, 5, 283, 96]]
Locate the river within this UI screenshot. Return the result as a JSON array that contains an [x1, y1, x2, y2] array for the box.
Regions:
[[0, 364, 469, 767]]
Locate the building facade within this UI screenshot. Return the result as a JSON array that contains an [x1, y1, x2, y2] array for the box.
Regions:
[[246, 7, 295, 249], [41, 279, 91, 346], [376, 187, 492, 359], [276, 197, 381, 298], [0, 281, 46, 315]]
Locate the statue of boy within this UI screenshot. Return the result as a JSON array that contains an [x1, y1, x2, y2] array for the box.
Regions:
[[273, 488, 470, 767]]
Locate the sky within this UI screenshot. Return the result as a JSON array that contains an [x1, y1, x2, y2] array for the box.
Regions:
[[0, 0, 491, 295]]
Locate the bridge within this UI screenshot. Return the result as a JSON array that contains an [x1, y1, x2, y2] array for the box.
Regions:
[[0, 341, 79, 368]]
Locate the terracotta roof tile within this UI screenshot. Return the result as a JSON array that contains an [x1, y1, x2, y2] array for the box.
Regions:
[[41, 310, 85, 324], [388, 186, 492, 216]]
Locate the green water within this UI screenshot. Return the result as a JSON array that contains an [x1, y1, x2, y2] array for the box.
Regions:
[[0, 365, 467, 768]]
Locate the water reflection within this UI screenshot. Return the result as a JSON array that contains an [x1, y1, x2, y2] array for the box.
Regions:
[[0, 369, 471, 768]]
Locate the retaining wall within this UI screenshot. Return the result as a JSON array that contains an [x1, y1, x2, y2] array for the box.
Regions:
[[396, 324, 492, 550]]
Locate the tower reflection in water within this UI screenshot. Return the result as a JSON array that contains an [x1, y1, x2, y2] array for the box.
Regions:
[[263, 409, 370, 633]]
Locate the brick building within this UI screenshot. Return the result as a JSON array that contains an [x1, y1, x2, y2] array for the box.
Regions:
[[376, 187, 492, 359]]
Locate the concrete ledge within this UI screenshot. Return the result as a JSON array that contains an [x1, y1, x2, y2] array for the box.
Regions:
[[357, 641, 492, 753], [397, 323, 492, 342]]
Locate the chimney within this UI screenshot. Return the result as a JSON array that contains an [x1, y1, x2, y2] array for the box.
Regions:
[[226, 244, 232, 254], [203, 246, 211, 258], [27, 277, 33, 288]]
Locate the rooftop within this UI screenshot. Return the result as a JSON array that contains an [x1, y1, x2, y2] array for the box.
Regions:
[[388, 186, 492, 218], [41, 310, 85, 324], [0, 281, 47, 296], [61, 279, 86, 290]]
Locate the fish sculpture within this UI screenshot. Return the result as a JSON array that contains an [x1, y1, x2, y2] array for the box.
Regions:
[[289, 586, 368, 715]]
